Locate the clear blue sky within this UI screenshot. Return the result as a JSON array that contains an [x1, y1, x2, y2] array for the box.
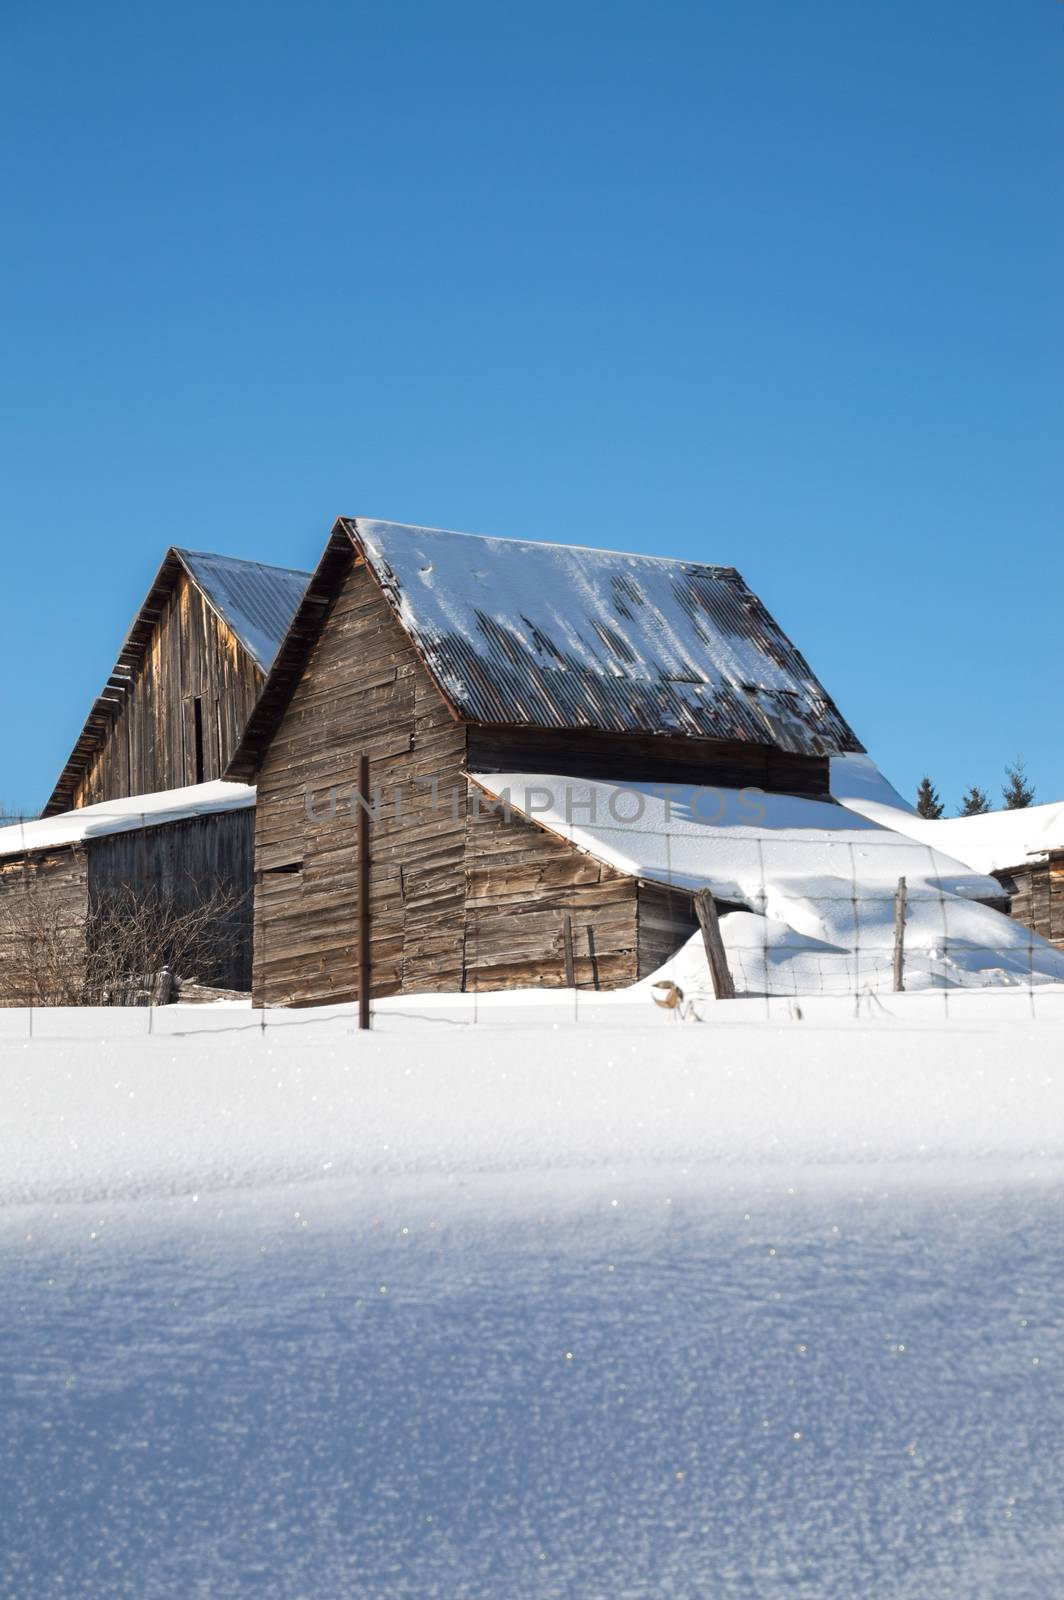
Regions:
[[2, 0, 1061, 816]]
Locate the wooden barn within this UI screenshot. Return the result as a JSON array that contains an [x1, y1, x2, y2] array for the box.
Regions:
[[0, 784, 256, 1003], [45, 548, 310, 816], [985, 808, 1064, 953], [997, 851, 1064, 950], [226, 517, 866, 1007]]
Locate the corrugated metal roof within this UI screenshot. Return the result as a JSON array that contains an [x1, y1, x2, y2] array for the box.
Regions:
[[346, 519, 862, 755], [177, 550, 310, 672]]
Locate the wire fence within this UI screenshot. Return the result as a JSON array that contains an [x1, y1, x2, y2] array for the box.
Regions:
[[1, 784, 1061, 1037]]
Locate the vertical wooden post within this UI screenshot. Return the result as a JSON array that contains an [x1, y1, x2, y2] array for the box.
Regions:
[[893, 876, 907, 993], [357, 752, 371, 1030], [586, 925, 600, 991], [562, 913, 576, 988], [694, 890, 736, 999]]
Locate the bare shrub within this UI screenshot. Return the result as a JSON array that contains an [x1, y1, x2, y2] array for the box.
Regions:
[[0, 891, 87, 1006], [0, 880, 247, 1007]]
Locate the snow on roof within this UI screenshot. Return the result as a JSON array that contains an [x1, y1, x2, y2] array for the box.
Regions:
[[345, 518, 861, 755], [177, 550, 311, 672], [472, 770, 1064, 992], [0, 782, 255, 861], [832, 754, 1064, 875]]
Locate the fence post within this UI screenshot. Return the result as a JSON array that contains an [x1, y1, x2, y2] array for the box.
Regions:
[[562, 913, 576, 988], [694, 890, 736, 1000], [893, 876, 907, 993], [357, 752, 371, 1031], [586, 925, 600, 991]]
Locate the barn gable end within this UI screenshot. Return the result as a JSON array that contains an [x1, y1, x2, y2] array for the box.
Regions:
[[251, 552, 650, 1006], [46, 550, 309, 817]]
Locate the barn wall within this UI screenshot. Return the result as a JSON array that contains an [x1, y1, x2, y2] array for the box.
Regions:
[[0, 847, 89, 1005], [464, 790, 640, 991], [251, 557, 683, 1006], [636, 882, 700, 980], [253, 551, 469, 1007], [466, 726, 831, 797], [87, 809, 255, 991], [996, 854, 1064, 952], [71, 571, 263, 809]]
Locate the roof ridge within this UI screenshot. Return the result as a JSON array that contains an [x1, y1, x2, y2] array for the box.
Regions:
[[174, 547, 312, 580], [344, 516, 740, 576]]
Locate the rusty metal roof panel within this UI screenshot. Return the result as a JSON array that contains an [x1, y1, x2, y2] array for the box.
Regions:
[[177, 550, 311, 672], [345, 519, 862, 755]]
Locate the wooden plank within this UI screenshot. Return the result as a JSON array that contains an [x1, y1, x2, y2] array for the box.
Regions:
[[357, 752, 371, 1030], [586, 925, 600, 990], [468, 725, 831, 797], [694, 889, 735, 1000], [562, 913, 575, 987]]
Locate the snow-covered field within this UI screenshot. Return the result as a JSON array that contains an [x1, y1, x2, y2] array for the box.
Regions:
[[2, 994, 1063, 1598]]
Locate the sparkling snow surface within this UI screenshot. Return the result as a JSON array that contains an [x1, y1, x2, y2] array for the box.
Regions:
[[471, 773, 1064, 992], [1, 996, 1062, 1599], [0, 781, 255, 859]]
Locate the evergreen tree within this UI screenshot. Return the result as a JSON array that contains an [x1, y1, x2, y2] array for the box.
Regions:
[[915, 776, 944, 819], [958, 785, 990, 816], [1002, 760, 1035, 810]]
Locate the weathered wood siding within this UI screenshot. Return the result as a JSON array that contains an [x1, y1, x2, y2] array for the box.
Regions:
[[464, 789, 640, 990], [253, 551, 468, 1006], [251, 557, 697, 1005], [636, 882, 700, 980], [72, 570, 263, 809], [87, 809, 255, 990], [0, 847, 89, 1004], [0, 812, 254, 1001], [467, 725, 831, 796], [996, 854, 1064, 952]]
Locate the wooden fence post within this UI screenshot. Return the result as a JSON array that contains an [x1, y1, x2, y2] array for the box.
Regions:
[[152, 966, 174, 1007], [893, 876, 907, 993], [586, 926, 600, 991], [694, 890, 736, 1000], [357, 752, 371, 1030], [562, 913, 576, 988]]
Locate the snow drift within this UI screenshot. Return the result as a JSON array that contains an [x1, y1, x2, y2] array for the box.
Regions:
[[472, 772, 1064, 994]]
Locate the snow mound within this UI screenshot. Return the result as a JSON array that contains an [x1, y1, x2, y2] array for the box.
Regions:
[[472, 772, 1064, 993], [832, 753, 1064, 874]]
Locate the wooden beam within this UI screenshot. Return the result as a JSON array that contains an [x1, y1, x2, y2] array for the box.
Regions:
[[694, 889, 735, 1000], [357, 752, 371, 1029], [562, 912, 575, 988], [586, 925, 600, 990]]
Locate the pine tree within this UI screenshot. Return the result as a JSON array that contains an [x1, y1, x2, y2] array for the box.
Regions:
[[1002, 760, 1035, 810], [958, 785, 990, 816], [915, 776, 944, 819]]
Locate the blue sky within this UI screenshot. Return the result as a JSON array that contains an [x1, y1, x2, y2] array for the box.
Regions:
[[2, 0, 1061, 816]]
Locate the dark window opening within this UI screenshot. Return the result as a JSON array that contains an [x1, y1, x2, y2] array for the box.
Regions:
[[193, 697, 205, 785]]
